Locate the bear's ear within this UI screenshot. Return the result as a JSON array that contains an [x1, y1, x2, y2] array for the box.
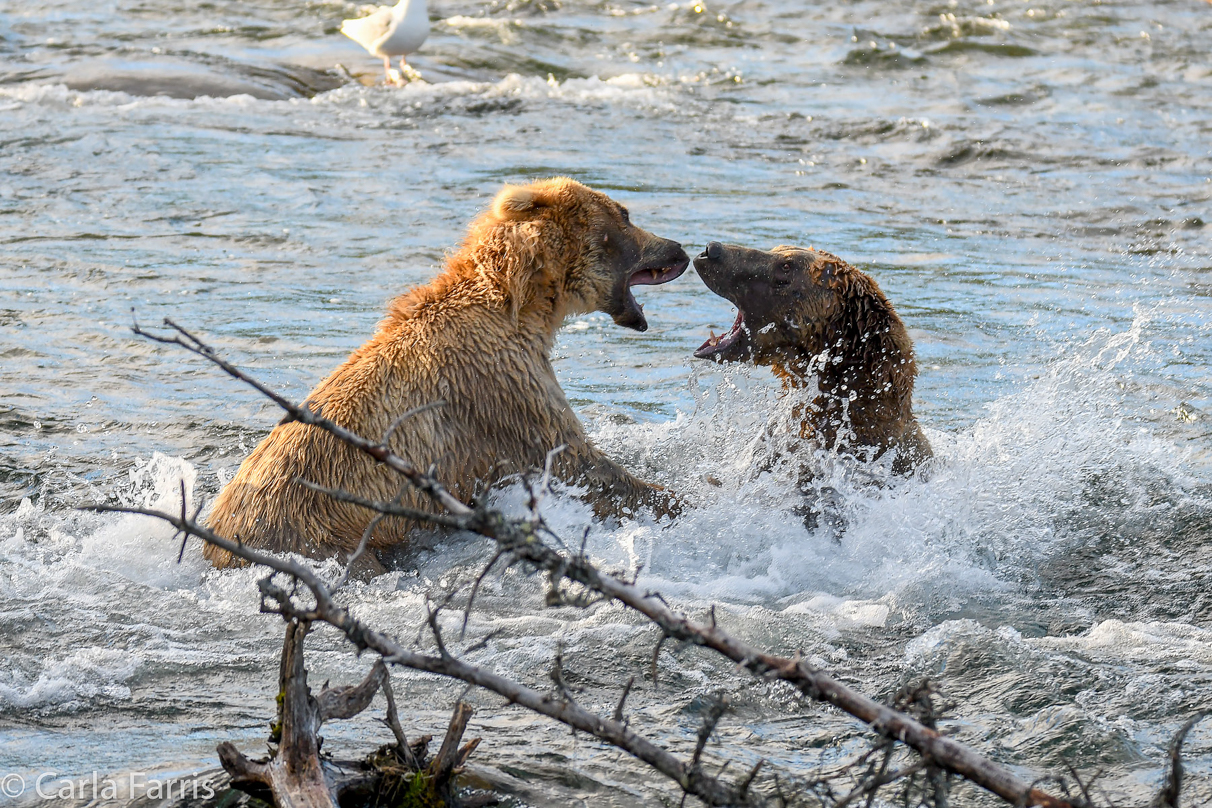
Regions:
[[492, 185, 535, 219], [492, 184, 557, 221]]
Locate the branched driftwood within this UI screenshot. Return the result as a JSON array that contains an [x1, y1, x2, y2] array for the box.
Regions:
[[216, 619, 337, 808], [91, 499, 760, 806], [213, 617, 481, 808], [214, 620, 420, 807], [270, 481, 1082, 808], [84, 318, 1208, 808]]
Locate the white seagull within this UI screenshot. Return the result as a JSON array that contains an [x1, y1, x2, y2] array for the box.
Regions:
[[340, 0, 430, 84]]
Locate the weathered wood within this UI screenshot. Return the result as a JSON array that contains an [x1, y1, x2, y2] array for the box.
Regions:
[[422, 702, 480, 806], [217, 623, 488, 808], [317, 660, 387, 721], [428, 702, 474, 783], [381, 672, 421, 770], [216, 620, 338, 808], [215, 741, 267, 786]]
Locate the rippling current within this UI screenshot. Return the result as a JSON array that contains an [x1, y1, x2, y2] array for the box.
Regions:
[[1, 0, 1211, 804]]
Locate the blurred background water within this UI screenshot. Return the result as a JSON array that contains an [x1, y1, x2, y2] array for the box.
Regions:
[[0, 0, 1210, 804]]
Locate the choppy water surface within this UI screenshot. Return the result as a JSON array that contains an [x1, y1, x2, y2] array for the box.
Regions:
[[2, 0, 1211, 804]]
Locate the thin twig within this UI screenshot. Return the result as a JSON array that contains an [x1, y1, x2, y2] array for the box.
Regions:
[[739, 759, 765, 799], [426, 598, 451, 661], [461, 549, 505, 639], [834, 758, 930, 808], [651, 633, 668, 685], [381, 400, 446, 447], [549, 642, 577, 702], [463, 627, 503, 655], [380, 673, 420, 769], [176, 480, 190, 563], [613, 676, 635, 724], [294, 478, 467, 530], [692, 695, 729, 768], [331, 480, 410, 591], [1151, 711, 1207, 808]]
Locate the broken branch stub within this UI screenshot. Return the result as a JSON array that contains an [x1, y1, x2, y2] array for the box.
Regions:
[[217, 619, 337, 808]]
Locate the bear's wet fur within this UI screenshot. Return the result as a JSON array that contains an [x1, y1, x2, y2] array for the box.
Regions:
[[205, 178, 688, 569], [693, 242, 931, 473]]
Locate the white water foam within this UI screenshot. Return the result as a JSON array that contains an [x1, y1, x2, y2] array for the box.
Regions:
[[1, 316, 1205, 712], [1036, 620, 1212, 664], [0, 648, 140, 711], [310, 71, 682, 115], [562, 312, 1208, 618], [0, 71, 683, 115], [0, 455, 272, 712]]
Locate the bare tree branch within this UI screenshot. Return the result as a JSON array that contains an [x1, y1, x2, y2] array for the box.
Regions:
[[131, 316, 470, 516], [692, 694, 729, 768], [379, 673, 420, 770], [316, 660, 387, 722], [613, 675, 635, 724], [98, 318, 1101, 808], [461, 549, 506, 639], [82, 499, 763, 806], [1151, 712, 1207, 808], [739, 760, 765, 800], [428, 701, 475, 785], [381, 400, 446, 446]]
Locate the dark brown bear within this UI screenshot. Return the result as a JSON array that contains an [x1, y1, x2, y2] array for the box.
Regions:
[[693, 242, 930, 473]]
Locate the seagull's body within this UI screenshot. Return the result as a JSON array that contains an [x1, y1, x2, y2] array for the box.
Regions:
[[341, 0, 430, 84]]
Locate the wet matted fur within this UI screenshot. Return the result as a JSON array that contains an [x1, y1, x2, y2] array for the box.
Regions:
[[693, 242, 931, 474]]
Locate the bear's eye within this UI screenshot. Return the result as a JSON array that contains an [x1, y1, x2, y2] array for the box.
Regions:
[[618, 206, 630, 224], [773, 261, 794, 286]]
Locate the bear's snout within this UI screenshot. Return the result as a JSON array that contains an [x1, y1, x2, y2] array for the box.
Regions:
[[692, 241, 735, 297]]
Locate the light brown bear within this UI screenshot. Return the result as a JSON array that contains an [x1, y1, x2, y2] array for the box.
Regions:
[[692, 242, 931, 473], [205, 178, 689, 569]]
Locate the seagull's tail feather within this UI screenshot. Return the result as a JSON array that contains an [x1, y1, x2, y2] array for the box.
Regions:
[[340, 8, 393, 53]]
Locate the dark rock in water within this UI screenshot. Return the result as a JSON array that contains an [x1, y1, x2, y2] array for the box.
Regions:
[[61, 59, 346, 100]]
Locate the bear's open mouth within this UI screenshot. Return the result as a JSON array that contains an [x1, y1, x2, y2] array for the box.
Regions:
[[628, 260, 688, 288], [694, 309, 746, 358], [614, 257, 689, 331]]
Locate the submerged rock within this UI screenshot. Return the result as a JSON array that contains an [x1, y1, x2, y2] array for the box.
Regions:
[[60, 58, 346, 100]]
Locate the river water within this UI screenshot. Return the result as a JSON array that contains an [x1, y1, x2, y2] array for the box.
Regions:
[[1, 0, 1210, 805]]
